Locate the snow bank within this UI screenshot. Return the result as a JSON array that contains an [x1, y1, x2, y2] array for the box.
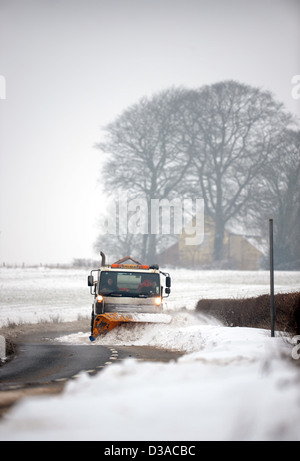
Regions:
[[1, 268, 299, 441], [0, 319, 299, 441], [56, 311, 221, 352]]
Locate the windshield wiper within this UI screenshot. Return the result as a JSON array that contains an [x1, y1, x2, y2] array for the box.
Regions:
[[101, 291, 122, 297], [101, 292, 153, 298]]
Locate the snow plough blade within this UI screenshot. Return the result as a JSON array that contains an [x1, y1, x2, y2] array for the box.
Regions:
[[89, 313, 171, 341]]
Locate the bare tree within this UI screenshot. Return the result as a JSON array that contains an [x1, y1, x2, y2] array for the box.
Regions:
[[180, 81, 294, 261], [93, 232, 144, 264], [95, 81, 297, 267], [96, 88, 191, 262], [252, 129, 300, 268]]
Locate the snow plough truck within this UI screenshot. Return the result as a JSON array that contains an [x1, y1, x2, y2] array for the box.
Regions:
[[88, 252, 172, 341]]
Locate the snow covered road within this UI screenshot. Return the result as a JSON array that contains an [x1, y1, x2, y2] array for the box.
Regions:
[[0, 313, 299, 441], [0, 267, 299, 440]]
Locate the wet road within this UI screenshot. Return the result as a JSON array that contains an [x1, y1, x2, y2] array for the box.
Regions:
[[0, 330, 183, 391]]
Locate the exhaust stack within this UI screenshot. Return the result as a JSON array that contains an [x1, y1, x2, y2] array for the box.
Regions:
[[100, 251, 106, 266]]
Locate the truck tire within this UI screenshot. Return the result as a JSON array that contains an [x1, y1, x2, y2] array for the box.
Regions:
[[95, 302, 104, 314]]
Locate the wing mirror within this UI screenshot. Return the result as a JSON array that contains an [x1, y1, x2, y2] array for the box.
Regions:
[[88, 275, 94, 287]]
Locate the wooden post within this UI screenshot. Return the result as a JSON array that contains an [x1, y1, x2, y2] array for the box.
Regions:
[[269, 219, 275, 337]]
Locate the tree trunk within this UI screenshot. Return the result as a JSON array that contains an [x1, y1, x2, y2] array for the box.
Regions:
[[147, 233, 157, 265], [213, 217, 225, 261], [213, 177, 224, 261], [141, 234, 148, 262]]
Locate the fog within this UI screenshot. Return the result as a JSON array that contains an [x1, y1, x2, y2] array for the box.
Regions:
[[0, 0, 299, 265]]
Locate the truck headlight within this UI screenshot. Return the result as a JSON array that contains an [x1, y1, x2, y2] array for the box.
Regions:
[[154, 296, 162, 306], [97, 295, 104, 302]]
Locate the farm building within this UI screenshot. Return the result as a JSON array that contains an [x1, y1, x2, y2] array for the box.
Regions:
[[157, 215, 264, 270]]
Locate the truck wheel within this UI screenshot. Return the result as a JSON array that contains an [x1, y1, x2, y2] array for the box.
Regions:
[[91, 310, 95, 335], [95, 302, 104, 314]]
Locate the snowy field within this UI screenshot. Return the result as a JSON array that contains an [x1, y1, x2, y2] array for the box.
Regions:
[[0, 266, 299, 327], [0, 267, 300, 441]]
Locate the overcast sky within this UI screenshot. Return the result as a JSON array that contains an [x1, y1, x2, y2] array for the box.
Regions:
[[0, 0, 299, 265]]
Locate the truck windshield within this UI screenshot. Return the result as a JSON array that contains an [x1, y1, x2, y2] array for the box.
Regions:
[[99, 271, 160, 297]]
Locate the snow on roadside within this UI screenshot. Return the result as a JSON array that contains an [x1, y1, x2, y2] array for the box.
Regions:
[[55, 311, 220, 352], [1, 314, 299, 441], [1, 268, 299, 441]]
